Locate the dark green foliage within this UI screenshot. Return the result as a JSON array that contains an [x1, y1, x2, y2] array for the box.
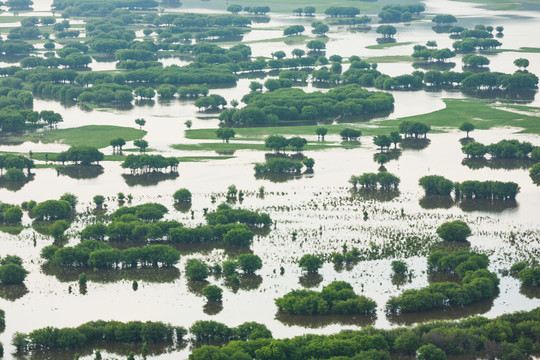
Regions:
[[391, 260, 407, 275], [456, 181, 520, 200], [254, 158, 303, 174], [517, 266, 540, 286], [349, 172, 400, 191], [56, 146, 104, 165], [173, 188, 192, 203], [378, 4, 425, 22], [31, 199, 72, 220], [399, 120, 431, 138], [462, 139, 534, 159], [275, 281, 377, 315], [419, 175, 454, 196], [185, 258, 209, 281], [121, 154, 179, 173], [111, 203, 169, 222], [42, 240, 180, 268], [190, 320, 272, 344], [14, 320, 182, 350], [0, 155, 35, 174], [205, 204, 271, 227], [237, 254, 262, 273], [436, 220, 472, 242], [0, 255, 28, 284], [0, 203, 23, 224], [202, 285, 223, 302], [387, 250, 497, 313], [324, 7, 360, 17], [417, 344, 446, 360], [298, 254, 323, 273]]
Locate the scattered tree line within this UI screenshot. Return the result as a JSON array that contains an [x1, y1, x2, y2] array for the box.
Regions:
[[462, 139, 537, 159], [378, 4, 425, 23], [189, 307, 540, 359], [349, 172, 400, 191], [419, 175, 520, 200], [254, 157, 314, 175], [121, 154, 179, 173], [41, 240, 180, 268]]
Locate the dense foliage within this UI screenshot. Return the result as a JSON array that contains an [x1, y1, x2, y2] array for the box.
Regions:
[[349, 172, 400, 190], [275, 281, 377, 315], [0, 255, 28, 284]]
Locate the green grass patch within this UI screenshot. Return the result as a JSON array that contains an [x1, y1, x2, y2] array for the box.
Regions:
[[364, 55, 414, 63], [7, 125, 146, 149], [0, 16, 26, 24], [365, 41, 414, 50]]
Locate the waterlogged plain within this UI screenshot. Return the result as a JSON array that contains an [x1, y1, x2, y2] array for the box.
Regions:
[[0, 0, 539, 358]]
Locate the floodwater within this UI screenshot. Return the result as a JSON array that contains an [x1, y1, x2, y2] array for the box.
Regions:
[[0, 0, 539, 359]]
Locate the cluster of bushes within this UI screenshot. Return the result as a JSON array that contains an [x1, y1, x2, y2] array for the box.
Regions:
[[276, 281, 377, 315], [510, 262, 540, 286], [190, 307, 540, 359], [121, 154, 179, 173], [41, 240, 180, 268], [412, 45, 455, 63], [111, 202, 168, 222], [419, 175, 520, 200], [54, 146, 104, 166], [254, 158, 314, 175], [0, 203, 23, 224], [82, 219, 182, 242], [387, 250, 499, 313], [219, 85, 394, 126], [452, 38, 502, 51], [0, 89, 43, 132], [331, 247, 361, 266], [0, 154, 35, 182], [30, 199, 73, 221], [13, 320, 184, 351], [205, 203, 272, 227], [349, 172, 400, 191], [169, 224, 254, 246], [0, 255, 28, 285], [185, 253, 262, 282], [378, 4, 425, 22], [190, 320, 271, 345], [531, 163, 540, 180], [462, 139, 537, 159]]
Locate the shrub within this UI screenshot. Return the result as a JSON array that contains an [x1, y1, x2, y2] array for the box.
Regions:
[[436, 220, 472, 242], [173, 188, 192, 203], [202, 285, 223, 302]]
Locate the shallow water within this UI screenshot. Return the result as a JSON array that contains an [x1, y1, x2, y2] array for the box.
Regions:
[[0, 0, 539, 359]]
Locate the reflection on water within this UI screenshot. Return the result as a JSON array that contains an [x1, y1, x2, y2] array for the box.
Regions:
[[413, 62, 456, 71], [0, 283, 28, 301], [41, 264, 181, 283], [462, 158, 535, 170], [459, 198, 518, 213], [13, 342, 184, 360], [122, 172, 180, 186], [387, 295, 495, 326], [276, 311, 376, 328], [400, 138, 431, 150], [0, 225, 24, 235], [520, 285, 540, 299], [203, 301, 223, 315], [255, 172, 311, 183], [57, 165, 104, 179], [419, 195, 455, 209], [0, 174, 34, 192], [351, 188, 401, 202], [299, 273, 323, 288]]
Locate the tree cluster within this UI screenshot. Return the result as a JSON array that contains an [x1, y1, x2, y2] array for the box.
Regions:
[[349, 172, 400, 191], [121, 154, 179, 173], [275, 281, 377, 315]]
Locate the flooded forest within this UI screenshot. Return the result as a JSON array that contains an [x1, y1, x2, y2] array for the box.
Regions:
[[0, 0, 539, 358]]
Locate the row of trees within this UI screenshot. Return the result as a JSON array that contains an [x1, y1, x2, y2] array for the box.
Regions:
[[13, 320, 183, 351], [386, 250, 499, 313], [169, 224, 254, 246], [419, 175, 520, 200], [121, 154, 179, 173], [190, 307, 540, 359], [349, 172, 400, 191], [42, 240, 180, 268], [462, 139, 537, 159], [0, 155, 34, 175], [254, 157, 314, 175], [275, 281, 377, 315]]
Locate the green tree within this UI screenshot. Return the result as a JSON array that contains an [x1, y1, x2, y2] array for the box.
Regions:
[[237, 254, 263, 274], [202, 285, 223, 302], [390, 131, 402, 148], [459, 122, 475, 138], [93, 195, 105, 208], [173, 188, 192, 203], [185, 120, 192, 130], [316, 127, 328, 141], [417, 344, 447, 360], [436, 220, 472, 242], [134, 139, 149, 153], [49, 220, 69, 240], [391, 260, 408, 275], [513, 58, 529, 70], [376, 25, 397, 38], [135, 118, 146, 129], [298, 254, 323, 273], [0, 263, 28, 284], [264, 135, 289, 153], [185, 259, 209, 281], [216, 128, 236, 143]]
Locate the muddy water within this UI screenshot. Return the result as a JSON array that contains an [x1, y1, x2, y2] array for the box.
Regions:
[[0, 0, 539, 359]]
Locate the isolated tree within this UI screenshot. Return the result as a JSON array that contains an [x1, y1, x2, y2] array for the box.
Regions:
[[202, 285, 223, 302], [316, 127, 328, 141], [173, 188, 192, 203], [216, 128, 236, 143], [513, 58, 529, 70], [249, 81, 263, 92], [436, 220, 472, 242], [390, 131, 402, 148], [185, 259, 209, 281], [292, 48, 305, 58], [272, 51, 286, 59], [93, 195, 105, 208], [298, 254, 323, 273], [237, 254, 263, 274], [185, 120, 192, 130], [134, 139, 149, 153], [459, 122, 475, 138], [376, 25, 397, 38], [135, 118, 146, 129]]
